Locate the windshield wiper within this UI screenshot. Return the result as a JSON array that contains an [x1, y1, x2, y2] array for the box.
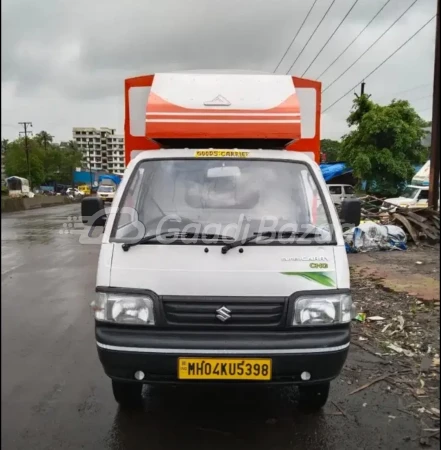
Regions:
[[179, 232, 234, 241], [122, 231, 176, 252], [122, 231, 234, 252], [221, 231, 322, 254]]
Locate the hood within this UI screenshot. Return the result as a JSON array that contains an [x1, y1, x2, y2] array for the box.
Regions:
[[385, 197, 415, 206], [105, 243, 348, 297]]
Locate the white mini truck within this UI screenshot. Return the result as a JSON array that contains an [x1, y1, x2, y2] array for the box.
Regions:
[[82, 73, 361, 410]]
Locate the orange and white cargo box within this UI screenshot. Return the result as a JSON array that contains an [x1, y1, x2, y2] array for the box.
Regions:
[[125, 72, 321, 165]]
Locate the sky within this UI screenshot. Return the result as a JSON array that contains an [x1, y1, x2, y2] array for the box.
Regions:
[[1, 0, 437, 143]]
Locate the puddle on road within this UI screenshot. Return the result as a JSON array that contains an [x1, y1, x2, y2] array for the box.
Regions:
[[104, 385, 336, 450]]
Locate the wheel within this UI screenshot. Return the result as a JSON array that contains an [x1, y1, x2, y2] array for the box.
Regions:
[[112, 380, 143, 409], [297, 382, 330, 411]]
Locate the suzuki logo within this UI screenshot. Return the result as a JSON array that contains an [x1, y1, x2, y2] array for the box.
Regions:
[[216, 306, 232, 322]]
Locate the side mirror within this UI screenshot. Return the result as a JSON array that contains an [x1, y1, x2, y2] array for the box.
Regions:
[[81, 197, 106, 226], [340, 198, 361, 228]]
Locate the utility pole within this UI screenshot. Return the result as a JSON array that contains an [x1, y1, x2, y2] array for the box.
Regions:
[[428, 0, 440, 210], [361, 81, 365, 96], [87, 139, 93, 190], [18, 122, 32, 185]]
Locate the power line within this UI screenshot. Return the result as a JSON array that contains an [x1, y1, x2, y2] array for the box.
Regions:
[[408, 94, 433, 103], [316, 0, 392, 81], [323, 0, 420, 93], [418, 106, 433, 113], [388, 83, 432, 97], [323, 14, 436, 114], [286, 0, 337, 74], [301, 0, 360, 77], [378, 83, 432, 101], [380, 92, 432, 104], [273, 0, 319, 73]]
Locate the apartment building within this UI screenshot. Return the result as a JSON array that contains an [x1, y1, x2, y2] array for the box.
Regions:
[[72, 127, 125, 174]]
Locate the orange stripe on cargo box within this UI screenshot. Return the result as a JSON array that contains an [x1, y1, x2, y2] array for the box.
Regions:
[[145, 122, 301, 139]]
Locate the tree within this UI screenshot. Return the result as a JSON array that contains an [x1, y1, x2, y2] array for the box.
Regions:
[[2, 139, 9, 152], [35, 131, 53, 152], [347, 93, 374, 127], [61, 141, 83, 185], [3, 134, 83, 187], [320, 139, 342, 162], [340, 96, 428, 196], [4, 138, 45, 187]]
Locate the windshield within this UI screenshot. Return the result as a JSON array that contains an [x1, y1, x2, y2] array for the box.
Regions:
[[401, 187, 419, 199], [98, 186, 114, 193], [110, 158, 334, 245], [6, 178, 27, 191]]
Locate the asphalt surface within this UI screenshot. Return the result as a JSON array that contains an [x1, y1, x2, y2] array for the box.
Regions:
[[1, 204, 422, 450]]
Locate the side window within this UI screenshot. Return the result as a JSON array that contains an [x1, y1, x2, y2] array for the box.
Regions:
[[418, 190, 429, 200], [117, 168, 144, 228], [344, 185, 355, 195], [328, 186, 342, 195], [302, 169, 328, 227]]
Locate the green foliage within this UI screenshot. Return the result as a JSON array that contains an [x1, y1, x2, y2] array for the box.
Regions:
[[35, 131, 53, 150], [3, 133, 83, 187], [340, 97, 428, 197], [347, 93, 374, 127], [320, 139, 342, 162], [4, 138, 45, 187]]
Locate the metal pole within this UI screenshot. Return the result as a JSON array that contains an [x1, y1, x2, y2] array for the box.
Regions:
[[88, 140, 93, 191], [18, 122, 32, 185], [428, 0, 440, 210]]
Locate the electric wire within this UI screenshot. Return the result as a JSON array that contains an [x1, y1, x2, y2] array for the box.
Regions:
[[323, 0, 420, 93], [301, 0, 360, 77], [285, 0, 337, 74], [322, 14, 435, 114]]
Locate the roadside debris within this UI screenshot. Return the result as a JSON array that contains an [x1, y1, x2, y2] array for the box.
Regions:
[[344, 221, 407, 253], [355, 196, 440, 246], [367, 316, 386, 322], [350, 250, 439, 432], [332, 401, 348, 418], [355, 312, 366, 322], [348, 373, 393, 395]]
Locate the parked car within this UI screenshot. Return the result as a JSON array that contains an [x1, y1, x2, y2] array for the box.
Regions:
[[380, 185, 434, 212], [78, 185, 91, 196], [327, 184, 356, 206], [66, 188, 83, 198]]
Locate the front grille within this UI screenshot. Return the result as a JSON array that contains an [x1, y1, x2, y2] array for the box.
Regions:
[[162, 299, 286, 328]]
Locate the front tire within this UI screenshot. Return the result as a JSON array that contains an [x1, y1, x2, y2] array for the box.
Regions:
[[112, 380, 143, 409], [297, 382, 330, 411]]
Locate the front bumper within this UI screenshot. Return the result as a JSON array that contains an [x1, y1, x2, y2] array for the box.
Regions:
[[97, 195, 114, 202], [96, 326, 350, 385]]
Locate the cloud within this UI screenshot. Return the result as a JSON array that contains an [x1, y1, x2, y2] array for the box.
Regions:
[[1, 0, 436, 143]]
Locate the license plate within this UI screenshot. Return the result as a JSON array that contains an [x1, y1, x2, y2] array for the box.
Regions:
[[178, 358, 272, 380]]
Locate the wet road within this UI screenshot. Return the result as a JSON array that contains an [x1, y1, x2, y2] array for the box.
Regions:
[[1, 205, 419, 450]]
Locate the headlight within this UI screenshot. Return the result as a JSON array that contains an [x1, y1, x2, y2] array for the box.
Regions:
[[293, 294, 353, 326], [92, 293, 155, 325]]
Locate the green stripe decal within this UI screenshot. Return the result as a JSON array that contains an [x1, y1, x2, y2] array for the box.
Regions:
[[280, 272, 336, 287]]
